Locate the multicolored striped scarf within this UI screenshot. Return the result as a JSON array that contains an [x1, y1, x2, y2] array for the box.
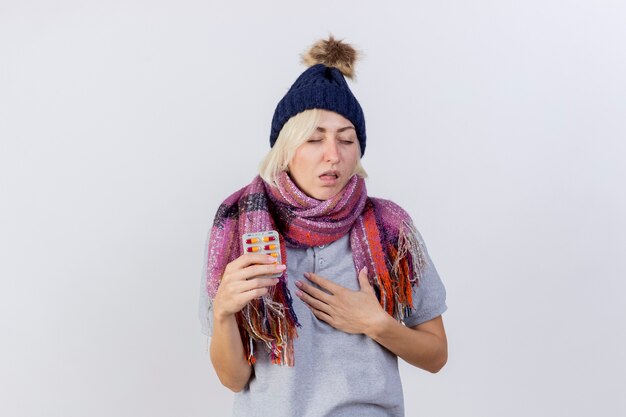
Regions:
[[204, 171, 426, 366]]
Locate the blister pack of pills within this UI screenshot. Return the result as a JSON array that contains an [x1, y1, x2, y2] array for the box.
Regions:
[[242, 230, 283, 279]]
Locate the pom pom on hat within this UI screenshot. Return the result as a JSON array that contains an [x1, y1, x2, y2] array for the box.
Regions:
[[301, 35, 359, 79], [270, 35, 367, 156]]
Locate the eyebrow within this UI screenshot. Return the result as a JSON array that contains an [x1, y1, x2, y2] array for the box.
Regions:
[[315, 126, 355, 133]]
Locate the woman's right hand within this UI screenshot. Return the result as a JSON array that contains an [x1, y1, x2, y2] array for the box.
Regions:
[[212, 254, 286, 320]]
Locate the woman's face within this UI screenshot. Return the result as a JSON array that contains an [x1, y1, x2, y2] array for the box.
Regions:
[[288, 110, 360, 200]]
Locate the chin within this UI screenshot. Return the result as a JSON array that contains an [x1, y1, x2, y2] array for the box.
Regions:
[[313, 188, 339, 201]]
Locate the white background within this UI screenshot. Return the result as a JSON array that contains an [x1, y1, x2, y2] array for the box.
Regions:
[[1, 1, 625, 416]]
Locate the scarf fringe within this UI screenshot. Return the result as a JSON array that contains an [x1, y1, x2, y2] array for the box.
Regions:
[[393, 221, 427, 320], [382, 221, 428, 321], [394, 221, 427, 282], [360, 209, 427, 322], [238, 279, 300, 366]]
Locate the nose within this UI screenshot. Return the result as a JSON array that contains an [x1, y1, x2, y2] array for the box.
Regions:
[[323, 139, 340, 164]]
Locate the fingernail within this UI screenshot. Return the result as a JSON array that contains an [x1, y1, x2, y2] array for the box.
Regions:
[[295, 281, 302, 288], [276, 264, 286, 270], [303, 272, 310, 278], [361, 267, 368, 274], [295, 290, 302, 297]]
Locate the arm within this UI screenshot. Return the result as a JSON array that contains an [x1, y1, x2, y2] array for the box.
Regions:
[[209, 312, 252, 392], [209, 254, 286, 392], [366, 314, 447, 373]]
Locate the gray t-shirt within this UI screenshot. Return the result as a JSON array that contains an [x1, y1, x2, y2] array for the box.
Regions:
[[198, 231, 447, 417]]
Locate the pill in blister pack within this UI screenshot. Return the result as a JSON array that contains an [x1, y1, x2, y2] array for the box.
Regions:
[[242, 230, 283, 279]]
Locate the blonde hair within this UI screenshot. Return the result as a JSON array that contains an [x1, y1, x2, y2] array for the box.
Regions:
[[259, 109, 368, 187]]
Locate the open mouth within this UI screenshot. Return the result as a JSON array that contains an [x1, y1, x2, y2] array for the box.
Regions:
[[319, 171, 339, 182]]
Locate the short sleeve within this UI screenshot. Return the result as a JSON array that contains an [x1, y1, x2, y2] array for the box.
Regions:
[[198, 230, 214, 337], [401, 229, 448, 328]]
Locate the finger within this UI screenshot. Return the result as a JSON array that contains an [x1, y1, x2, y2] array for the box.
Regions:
[[228, 253, 279, 271], [357, 267, 374, 293], [238, 286, 270, 302], [295, 279, 334, 304], [240, 277, 280, 292], [304, 272, 343, 294], [232, 263, 286, 282], [307, 305, 333, 325], [295, 288, 332, 314]]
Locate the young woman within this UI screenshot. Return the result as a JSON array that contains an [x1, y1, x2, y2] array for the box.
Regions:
[[199, 36, 448, 417]]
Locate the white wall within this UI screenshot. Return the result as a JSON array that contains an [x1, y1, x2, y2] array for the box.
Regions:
[[1, 1, 624, 416]]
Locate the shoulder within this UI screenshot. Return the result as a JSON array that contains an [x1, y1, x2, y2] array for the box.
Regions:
[[367, 196, 428, 245], [368, 196, 413, 221], [218, 176, 265, 208], [211, 176, 266, 224]]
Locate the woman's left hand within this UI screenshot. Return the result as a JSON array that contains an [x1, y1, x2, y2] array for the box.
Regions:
[[295, 267, 390, 335]]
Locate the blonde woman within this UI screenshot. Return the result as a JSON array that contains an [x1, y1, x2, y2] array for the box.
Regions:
[[199, 36, 448, 417]]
